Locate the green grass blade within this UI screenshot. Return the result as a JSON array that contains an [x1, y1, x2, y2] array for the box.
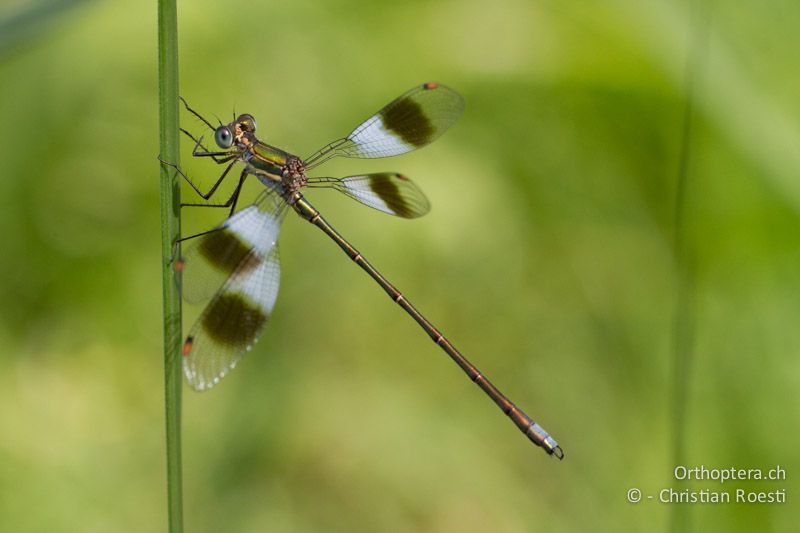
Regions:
[[670, 3, 712, 532], [157, 0, 183, 531]]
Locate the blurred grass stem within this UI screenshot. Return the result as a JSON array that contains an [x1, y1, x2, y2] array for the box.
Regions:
[[157, 0, 183, 531], [670, 2, 711, 533]]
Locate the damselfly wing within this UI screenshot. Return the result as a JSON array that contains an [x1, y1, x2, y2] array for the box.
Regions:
[[174, 83, 563, 459]]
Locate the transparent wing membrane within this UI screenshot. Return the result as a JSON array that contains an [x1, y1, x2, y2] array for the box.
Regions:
[[179, 189, 286, 391], [180, 190, 285, 304], [304, 83, 464, 169], [307, 173, 430, 218], [183, 248, 282, 391]]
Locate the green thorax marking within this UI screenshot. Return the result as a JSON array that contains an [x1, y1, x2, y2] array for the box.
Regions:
[[202, 292, 267, 347], [381, 98, 434, 147], [250, 141, 291, 176], [370, 174, 412, 218]]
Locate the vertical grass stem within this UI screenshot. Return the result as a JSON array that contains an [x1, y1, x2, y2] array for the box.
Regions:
[[670, 2, 711, 532], [157, 0, 183, 531]]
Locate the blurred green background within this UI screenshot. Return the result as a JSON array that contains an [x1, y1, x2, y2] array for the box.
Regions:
[[1, 0, 798, 531]]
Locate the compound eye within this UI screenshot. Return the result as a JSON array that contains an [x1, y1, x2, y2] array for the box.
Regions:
[[214, 126, 233, 148], [237, 113, 257, 133]]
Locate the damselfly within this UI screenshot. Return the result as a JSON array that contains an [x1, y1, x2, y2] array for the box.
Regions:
[[167, 83, 563, 459]]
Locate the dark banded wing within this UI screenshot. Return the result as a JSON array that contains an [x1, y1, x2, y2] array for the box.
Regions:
[[183, 247, 281, 391], [306, 173, 430, 218], [180, 190, 285, 305], [179, 190, 286, 391], [303, 83, 464, 170]]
